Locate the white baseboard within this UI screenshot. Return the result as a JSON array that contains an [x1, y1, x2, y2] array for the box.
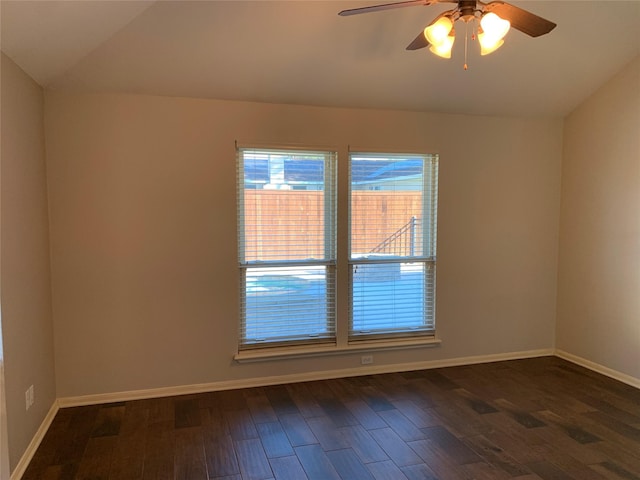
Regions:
[[11, 400, 59, 480], [58, 348, 554, 408], [555, 349, 640, 389], [16, 348, 638, 479]]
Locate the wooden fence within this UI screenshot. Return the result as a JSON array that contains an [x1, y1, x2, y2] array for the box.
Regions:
[[243, 190, 422, 261]]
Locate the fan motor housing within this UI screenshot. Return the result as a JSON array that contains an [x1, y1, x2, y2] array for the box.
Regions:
[[458, 0, 478, 21]]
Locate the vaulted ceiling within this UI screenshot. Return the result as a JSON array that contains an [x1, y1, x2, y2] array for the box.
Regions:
[[2, 0, 639, 117]]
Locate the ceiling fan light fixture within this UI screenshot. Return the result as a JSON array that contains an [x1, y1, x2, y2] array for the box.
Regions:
[[477, 13, 510, 55], [429, 33, 455, 58], [478, 35, 504, 55], [479, 12, 510, 43], [424, 16, 454, 46]]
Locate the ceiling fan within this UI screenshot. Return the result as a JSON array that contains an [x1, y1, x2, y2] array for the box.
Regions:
[[339, 0, 556, 66]]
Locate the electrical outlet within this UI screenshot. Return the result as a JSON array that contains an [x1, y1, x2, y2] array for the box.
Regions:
[[361, 355, 373, 365]]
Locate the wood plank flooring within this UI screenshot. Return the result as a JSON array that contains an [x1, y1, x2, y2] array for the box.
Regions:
[[22, 357, 640, 480]]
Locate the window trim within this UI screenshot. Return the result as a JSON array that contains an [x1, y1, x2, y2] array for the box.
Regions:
[[348, 151, 439, 342], [237, 146, 338, 350], [234, 336, 442, 363], [235, 144, 440, 358]]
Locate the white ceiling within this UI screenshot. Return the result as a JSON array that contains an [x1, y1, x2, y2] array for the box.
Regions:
[[1, 0, 639, 117]]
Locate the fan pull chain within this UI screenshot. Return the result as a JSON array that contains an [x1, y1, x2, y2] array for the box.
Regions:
[[464, 21, 469, 70]]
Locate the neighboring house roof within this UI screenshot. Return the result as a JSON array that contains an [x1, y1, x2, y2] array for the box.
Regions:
[[245, 158, 423, 185]]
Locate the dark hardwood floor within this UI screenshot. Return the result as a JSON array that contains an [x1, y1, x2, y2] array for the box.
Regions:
[[22, 356, 640, 480]]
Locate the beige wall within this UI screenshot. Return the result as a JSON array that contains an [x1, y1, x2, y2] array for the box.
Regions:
[[557, 55, 640, 379], [44, 91, 563, 398], [1, 53, 57, 472]]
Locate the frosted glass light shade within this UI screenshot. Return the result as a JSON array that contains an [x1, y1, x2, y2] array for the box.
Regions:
[[478, 36, 504, 55], [480, 12, 510, 39], [478, 13, 510, 56], [424, 17, 454, 46], [429, 34, 455, 58]]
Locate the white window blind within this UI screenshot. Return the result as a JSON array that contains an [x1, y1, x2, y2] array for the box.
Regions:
[[349, 152, 438, 341], [237, 148, 337, 349]]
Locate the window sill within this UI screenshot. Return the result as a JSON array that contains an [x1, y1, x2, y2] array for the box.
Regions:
[[234, 337, 442, 363]]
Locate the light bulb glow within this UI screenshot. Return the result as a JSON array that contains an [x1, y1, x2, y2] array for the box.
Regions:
[[424, 17, 454, 46], [478, 13, 510, 55], [478, 35, 504, 55], [429, 34, 455, 58], [480, 12, 510, 39]]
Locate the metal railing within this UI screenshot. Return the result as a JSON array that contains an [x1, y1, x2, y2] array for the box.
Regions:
[[370, 216, 417, 256]]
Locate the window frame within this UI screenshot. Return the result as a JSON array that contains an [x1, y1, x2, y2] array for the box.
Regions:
[[235, 145, 439, 359], [237, 146, 337, 350], [348, 152, 439, 343]]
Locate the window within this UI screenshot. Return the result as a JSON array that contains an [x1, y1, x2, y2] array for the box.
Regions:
[[350, 153, 438, 341], [237, 148, 337, 349], [237, 146, 438, 352]]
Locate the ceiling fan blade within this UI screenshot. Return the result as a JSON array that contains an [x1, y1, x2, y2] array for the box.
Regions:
[[484, 1, 556, 37], [406, 30, 430, 50], [338, 0, 437, 16]]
